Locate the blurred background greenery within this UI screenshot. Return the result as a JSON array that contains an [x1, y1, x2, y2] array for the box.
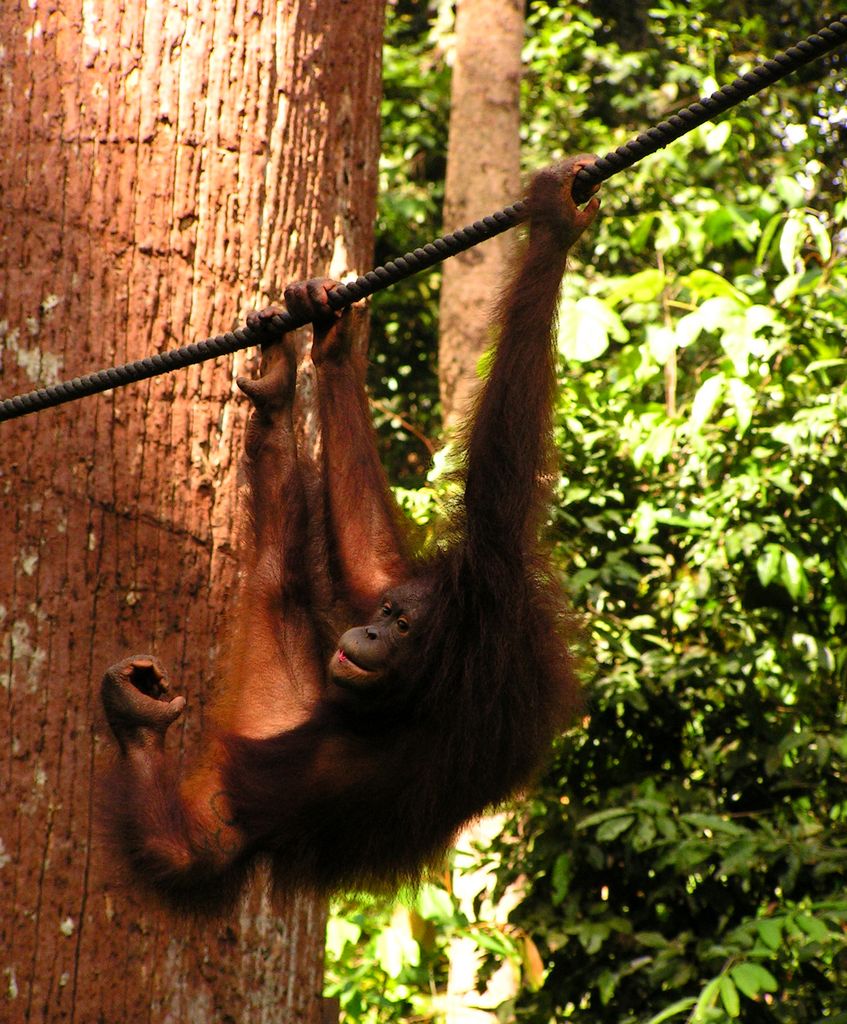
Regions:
[[325, 2, 847, 1021]]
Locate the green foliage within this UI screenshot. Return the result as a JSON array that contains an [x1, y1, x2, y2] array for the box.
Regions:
[[324, 871, 542, 1022], [489, 3, 847, 1017], [498, 239, 847, 1019], [369, 0, 451, 482], [327, 1, 847, 1021], [324, 885, 450, 1022]]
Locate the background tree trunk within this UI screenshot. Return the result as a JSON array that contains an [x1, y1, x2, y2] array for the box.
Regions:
[[437, 0, 523, 430], [0, 1, 384, 1021], [436, 2, 523, 1016]]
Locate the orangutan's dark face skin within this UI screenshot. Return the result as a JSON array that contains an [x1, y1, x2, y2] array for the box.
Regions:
[[330, 580, 430, 689]]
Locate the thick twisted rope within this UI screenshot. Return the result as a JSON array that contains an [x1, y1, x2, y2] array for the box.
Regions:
[[2, 13, 846, 424]]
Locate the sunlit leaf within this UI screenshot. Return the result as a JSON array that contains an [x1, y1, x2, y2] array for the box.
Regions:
[[558, 296, 627, 362], [375, 907, 420, 978], [655, 212, 682, 252], [726, 378, 756, 433], [646, 324, 676, 363], [806, 213, 832, 262], [607, 267, 666, 304], [774, 272, 802, 303], [416, 883, 455, 923], [780, 549, 808, 602], [779, 215, 804, 274], [689, 373, 725, 433], [634, 421, 676, 467], [680, 269, 747, 302], [775, 174, 807, 208], [521, 933, 547, 990], [756, 544, 782, 586], [325, 917, 361, 958], [469, 928, 519, 958], [675, 309, 705, 348], [703, 120, 731, 154]]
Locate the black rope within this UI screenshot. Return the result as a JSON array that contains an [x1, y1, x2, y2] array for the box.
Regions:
[[2, 14, 846, 424]]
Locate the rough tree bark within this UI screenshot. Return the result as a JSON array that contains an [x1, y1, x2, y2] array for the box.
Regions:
[[437, 0, 523, 430], [0, 1, 384, 1021]]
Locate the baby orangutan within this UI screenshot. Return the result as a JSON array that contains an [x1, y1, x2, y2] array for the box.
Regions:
[[100, 156, 600, 907]]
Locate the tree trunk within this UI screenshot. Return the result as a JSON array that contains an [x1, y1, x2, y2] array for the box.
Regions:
[[437, 2, 523, 1017], [437, 0, 523, 430], [0, 1, 384, 1021]]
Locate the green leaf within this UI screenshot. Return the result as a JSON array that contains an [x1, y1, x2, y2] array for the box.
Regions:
[[703, 119, 731, 154], [578, 808, 635, 829], [756, 544, 782, 587], [644, 997, 697, 1024], [575, 921, 609, 955], [631, 815, 658, 852], [416, 883, 455, 923], [794, 914, 830, 943], [756, 212, 784, 264], [692, 976, 721, 1021], [780, 549, 808, 602], [779, 215, 804, 274], [806, 213, 832, 262], [374, 907, 420, 977], [596, 814, 635, 842], [679, 270, 747, 302], [325, 917, 361, 958], [720, 976, 740, 1018], [836, 537, 847, 581], [558, 296, 627, 362], [656, 212, 683, 252], [751, 963, 778, 993], [774, 272, 802, 304], [775, 175, 806, 208], [469, 928, 519, 959], [756, 918, 783, 950], [607, 267, 666, 304], [730, 963, 763, 999], [629, 213, 658, 253], [726, 378, 756, 434], [681, 813, 746, 836], [597, 967, 617, 1005], [689, 374, 725, 434], [646, 324, 676, 363], [551, 852, 573, 905]]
